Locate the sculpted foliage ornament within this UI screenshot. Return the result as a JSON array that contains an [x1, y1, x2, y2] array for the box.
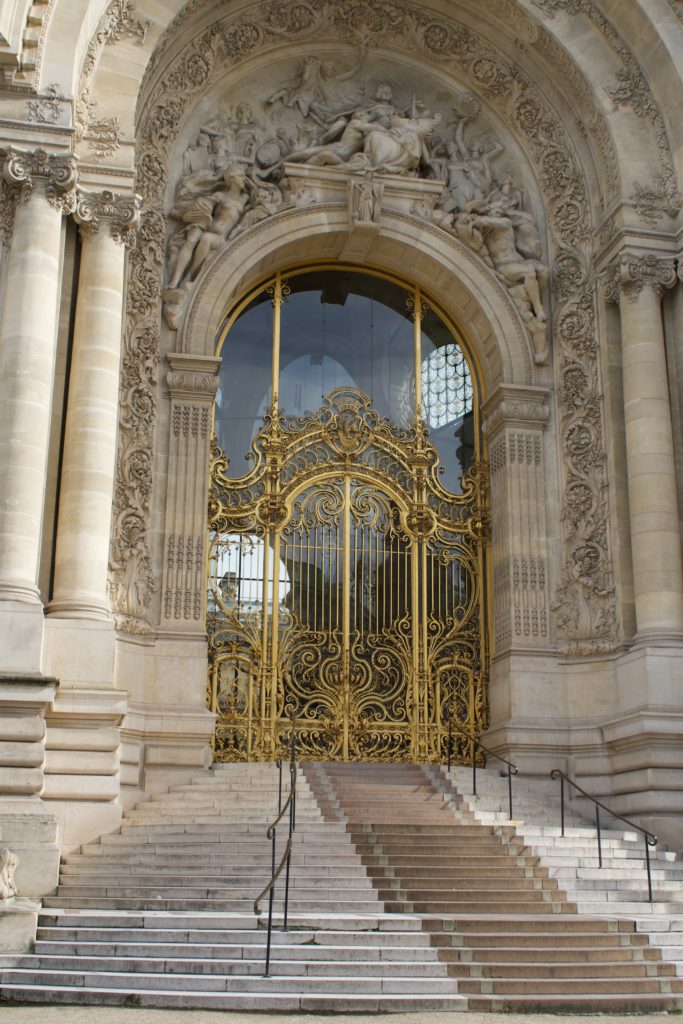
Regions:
[[114, 0, 618, 648], [26, 84, 65, 124]]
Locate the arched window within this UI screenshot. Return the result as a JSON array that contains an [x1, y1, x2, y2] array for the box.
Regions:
[[215, 265, 479, 492]]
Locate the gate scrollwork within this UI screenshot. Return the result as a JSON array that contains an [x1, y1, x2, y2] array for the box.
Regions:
[[207, 387, 488, 762]]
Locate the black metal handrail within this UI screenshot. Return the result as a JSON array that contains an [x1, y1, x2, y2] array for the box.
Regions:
[[550, 768, 658, 903], [446, 718, 518, 819], [253, 718, 297, 975]]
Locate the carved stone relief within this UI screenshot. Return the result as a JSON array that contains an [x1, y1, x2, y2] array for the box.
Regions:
[[161, 66, 549, 352], [26, 84, 65, 124], [112, 0, 620, 650]]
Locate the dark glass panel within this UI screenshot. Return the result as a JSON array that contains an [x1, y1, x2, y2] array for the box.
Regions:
[[279, 270, 415, 427], [215, 290, 272, 477]]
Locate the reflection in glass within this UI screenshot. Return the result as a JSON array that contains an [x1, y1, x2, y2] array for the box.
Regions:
[[214, 294, 272, 477], [279, 271, 415, 427], [208, 534, 289, 617]]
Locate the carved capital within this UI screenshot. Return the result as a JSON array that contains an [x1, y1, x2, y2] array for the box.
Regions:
[[603, 252, 677, 304], [166, 353, 221, 400], [74, 189, 142, 245], [482, 385, 550, 439], [2, 147, 78, 213]]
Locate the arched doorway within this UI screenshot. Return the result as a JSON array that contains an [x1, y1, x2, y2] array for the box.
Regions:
[[206, 264, 489, 762]]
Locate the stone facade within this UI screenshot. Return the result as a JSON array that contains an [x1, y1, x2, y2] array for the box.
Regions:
[[1, 0, 683, 910]]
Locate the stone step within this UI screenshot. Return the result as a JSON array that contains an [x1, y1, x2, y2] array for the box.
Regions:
[[459, 961, 672, 979], [551, 867, 683, 881], [465, 994, 680, 1013], [458, 976, 678, 995], [432, 916, 635, 933], [0, 984, 468, 1012], [59, 868, 371, 882], [33, 940, 437, 961], [51, 883, 376, 899], [42, 897, 384, 913], [36, 925, 428, 945], [454, 945, 661, 963], [21, 758, 683, 1016], [11, 954, 451, 977], [384, 901, 557, 915], [0, 968, 459, 995]]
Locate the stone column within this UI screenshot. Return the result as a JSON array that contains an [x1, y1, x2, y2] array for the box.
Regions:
[[48, 190, 141, 618], [41, 191, 139, 852], [0, 148, 77, 671], [605, 253, 683, 641]]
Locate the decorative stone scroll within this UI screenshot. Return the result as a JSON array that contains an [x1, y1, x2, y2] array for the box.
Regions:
[[76, 0, 149, 149], [26, 84, 65, 124]]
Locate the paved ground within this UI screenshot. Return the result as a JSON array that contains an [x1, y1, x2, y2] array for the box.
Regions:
[[0, 1009, 678, 1023]]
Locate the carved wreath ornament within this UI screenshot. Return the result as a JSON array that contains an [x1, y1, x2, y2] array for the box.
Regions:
[[111, 0, 618, 650]]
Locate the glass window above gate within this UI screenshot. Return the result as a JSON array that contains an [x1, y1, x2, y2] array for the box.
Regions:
[[215, 266, 478, 491]]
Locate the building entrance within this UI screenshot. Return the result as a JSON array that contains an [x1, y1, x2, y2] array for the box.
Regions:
[[206, 266, 489, 762]]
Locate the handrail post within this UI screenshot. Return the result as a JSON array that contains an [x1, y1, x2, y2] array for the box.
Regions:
[[447, 717, 452, 772], [596, 804, 602, 868], [507, 762, 513, 820], [277, 757, 283, 815], [550, 768, 658, 906], [471, 735, 477, 798], [645, 838, 653, 904]]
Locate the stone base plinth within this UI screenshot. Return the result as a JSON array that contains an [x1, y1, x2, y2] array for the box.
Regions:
[[0, 897, 40, 953]]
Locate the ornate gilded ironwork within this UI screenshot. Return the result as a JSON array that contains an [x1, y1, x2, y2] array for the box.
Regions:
[[207, 384, 489, 763]]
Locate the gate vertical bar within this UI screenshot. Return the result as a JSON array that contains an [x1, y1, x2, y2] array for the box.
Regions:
[[342, 476, 351, 760]]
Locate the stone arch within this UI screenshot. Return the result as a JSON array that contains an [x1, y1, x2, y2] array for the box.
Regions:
[[180, 205, 535, 393], [108, 0, 622, 652]]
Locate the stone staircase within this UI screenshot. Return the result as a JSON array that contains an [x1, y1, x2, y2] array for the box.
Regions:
[[308, 762, 683, 1012], [1, 759, 682, 1011], [434, 765, 683, 916], [0, 763, 464, 1011]]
